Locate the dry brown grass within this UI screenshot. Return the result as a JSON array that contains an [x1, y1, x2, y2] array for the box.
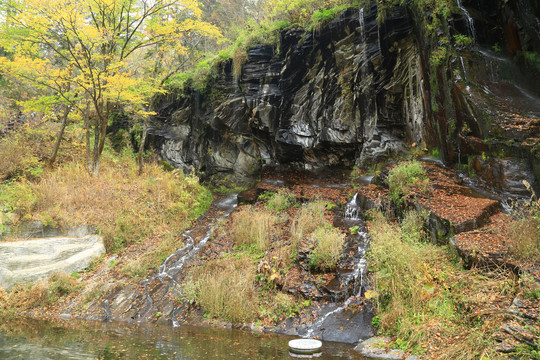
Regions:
[[232, 47, 248, 77], [0, 137, 36, 179], [509, 217, 540, 262], [184, 254, 258, 323], [0, 122, 85, 180], [368, 210, 518, 358], [13, 152, 211, 253], [0, 286, 7, 307], [230, 205, 277, 251], [0, 271, 80, 311], [309, 225, 345, 271], [507, 182, 540, 262], [290, 200, 328, 247]]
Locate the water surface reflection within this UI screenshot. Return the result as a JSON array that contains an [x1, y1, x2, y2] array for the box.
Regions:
[[0, 318, 369, 359]]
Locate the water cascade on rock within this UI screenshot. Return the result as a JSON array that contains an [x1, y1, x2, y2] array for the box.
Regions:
[[457, 0, 476, 40], [358, 7, 365, 41], [344, 193, 361, 221], [304, 194, 370, 341], [130, 195, 238, 323], [460, 56, 467, 79]]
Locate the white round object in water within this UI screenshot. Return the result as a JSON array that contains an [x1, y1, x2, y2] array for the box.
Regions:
[[288, 339, 323, 354]]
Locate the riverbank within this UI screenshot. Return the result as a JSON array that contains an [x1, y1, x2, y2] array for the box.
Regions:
[[2, 159, 538, 359]]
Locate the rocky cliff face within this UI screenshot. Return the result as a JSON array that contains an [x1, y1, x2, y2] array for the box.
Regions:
[[148, 0, 540, 196]]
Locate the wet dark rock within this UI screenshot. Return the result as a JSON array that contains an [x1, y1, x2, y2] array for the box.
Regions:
[[492, 295, 540, 354], [149, 5, 423, 181], [355, 336, 419, 359], [314, 306, 373, 343], [297, 283, 324, 300], [144, 0, 540, 196], [471, 156, 539, 198], [237, 188, 259, 204], [501, 322, 537, 346]]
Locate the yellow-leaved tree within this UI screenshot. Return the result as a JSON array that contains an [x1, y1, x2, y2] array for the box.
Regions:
[[0, 0, 221, 174]]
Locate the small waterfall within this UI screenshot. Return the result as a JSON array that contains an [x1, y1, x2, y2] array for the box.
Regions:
[[457, 0, 476, 40], [345, 193, 361, 221], [358, 7, 365, 41], [305, 196, 370, 339], [305, 229, 369, 339], [460, 56, 467, 79]]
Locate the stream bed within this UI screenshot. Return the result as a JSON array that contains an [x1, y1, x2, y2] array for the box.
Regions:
[[0, 318, 370, 359]]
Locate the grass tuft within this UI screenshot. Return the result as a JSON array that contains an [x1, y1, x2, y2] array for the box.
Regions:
[[183, 254, 258, 323], [309, 225, 345, 271], [230, 206, 277, 251], [290, 200, 328, 247], [261, 189, 296, 213]]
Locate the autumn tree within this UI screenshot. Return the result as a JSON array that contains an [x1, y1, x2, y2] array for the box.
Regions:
[[0, 0, 221, 174]]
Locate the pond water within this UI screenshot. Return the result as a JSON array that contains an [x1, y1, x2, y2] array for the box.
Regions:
[[0, 318, 370, 360]]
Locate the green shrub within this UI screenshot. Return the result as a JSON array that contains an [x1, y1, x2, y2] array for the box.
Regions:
[[519, 51, 540, 73], [309, 226, 345, 271], [387, 161, 428, 206], [0, 180, 36, 216], [453, 34, 473, 47], [262, 189, 296, 212]]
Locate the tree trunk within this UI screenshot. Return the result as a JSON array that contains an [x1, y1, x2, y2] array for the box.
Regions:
[[84, 104, 92, 174], [89, 100, 109, 176], [90, 113, 101, 175], [137, 120, 148, 175], [49, 105, 71, 167]]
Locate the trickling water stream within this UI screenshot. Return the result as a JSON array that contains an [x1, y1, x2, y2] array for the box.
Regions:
[[120, 195, 239, 323], [304, 193, 371, 342], [344, 193, 361, 221], [358, 7, 365, 41], [460, 56, 467, 79], [457, 0, 476, 40]]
